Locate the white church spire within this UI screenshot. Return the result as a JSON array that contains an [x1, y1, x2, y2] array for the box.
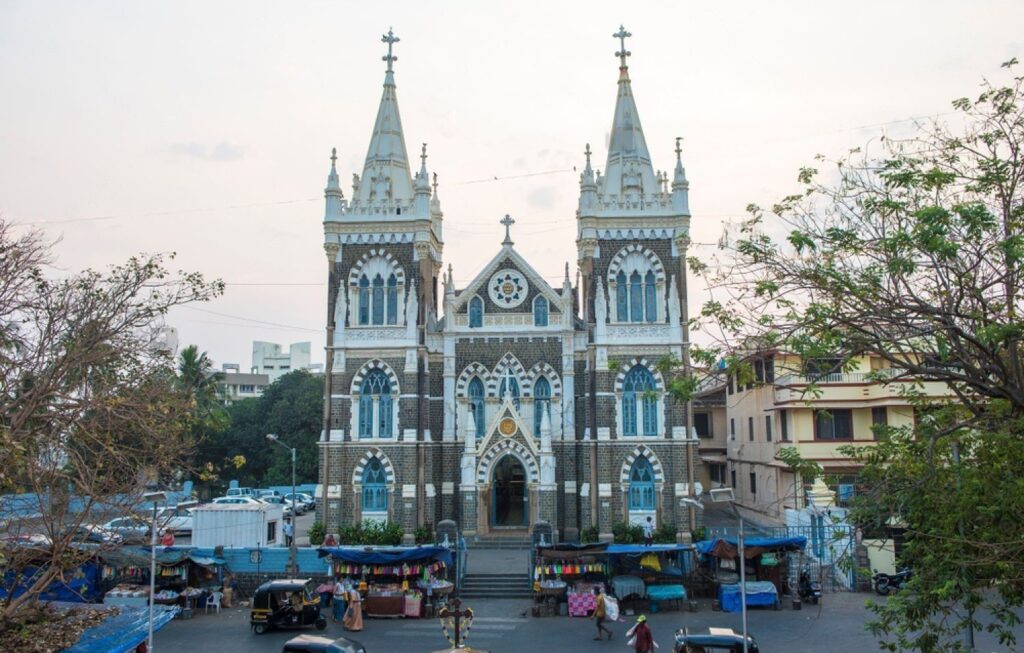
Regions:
[[324, 147, 345, 218], [351, 28, 415, 210], [601, 25, 658, 203]]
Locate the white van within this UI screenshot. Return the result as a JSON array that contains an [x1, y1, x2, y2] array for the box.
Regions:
[[226, 487, 255, 498]]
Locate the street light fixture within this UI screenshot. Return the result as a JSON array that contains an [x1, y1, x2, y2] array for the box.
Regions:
[[143, 491, 166, 652], [703, 487, 749, 653], [266, 433, 297, 575]]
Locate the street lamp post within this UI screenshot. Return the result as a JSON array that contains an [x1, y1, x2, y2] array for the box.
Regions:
[[703, 488, 749, 653], [267, 433, 297, 575], [143, 491, 166, 652]]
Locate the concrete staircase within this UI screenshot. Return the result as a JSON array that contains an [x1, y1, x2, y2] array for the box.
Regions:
[[467, 532, 532, 549], [459, 573, 533, 599]]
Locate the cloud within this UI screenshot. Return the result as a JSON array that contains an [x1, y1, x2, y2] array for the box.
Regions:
[[169, 141, 246, 162], [527, 185, 557, 209]]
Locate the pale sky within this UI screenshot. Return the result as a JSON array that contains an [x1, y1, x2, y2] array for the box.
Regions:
[[2, 1, 1021, 368]]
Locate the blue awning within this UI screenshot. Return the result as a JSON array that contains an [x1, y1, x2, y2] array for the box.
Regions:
[[695, 536, 808, 556], [56, 602, 178, 653], [605, 544, 694, 555], [318, 546, 452, 566]]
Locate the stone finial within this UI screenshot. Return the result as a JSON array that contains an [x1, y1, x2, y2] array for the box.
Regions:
[[382, 27, 400, 73]]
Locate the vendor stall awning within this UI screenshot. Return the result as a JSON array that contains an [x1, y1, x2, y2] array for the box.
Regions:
[[696, 536, 807, 559], [606, 544, 694, 555], [318, 546, 452, 566]]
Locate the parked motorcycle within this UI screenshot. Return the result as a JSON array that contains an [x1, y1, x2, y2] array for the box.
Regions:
[[798, 567, 822, 604], [873, 568, 912, 596]]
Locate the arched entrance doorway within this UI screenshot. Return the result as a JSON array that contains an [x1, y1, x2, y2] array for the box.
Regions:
[[491, 455, 527, 527]]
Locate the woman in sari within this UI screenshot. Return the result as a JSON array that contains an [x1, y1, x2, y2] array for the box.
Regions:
[[342, 586, 363, 631]]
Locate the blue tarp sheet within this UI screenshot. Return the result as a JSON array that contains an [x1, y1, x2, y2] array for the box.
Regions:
[[59, 602, 178, 653], [695, 536, 807, 556], [0, 561, 100, 603], [606, 544, 694, 554], [718, 581, 778, 613], [318, 546, 453, 566]]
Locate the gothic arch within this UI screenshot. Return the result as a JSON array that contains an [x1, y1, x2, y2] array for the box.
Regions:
[[456, 363, 492, 398], [476, 440, 539, 485], [613, 357, 665, 393], [350, 359, 401, 395], [490, 353, 527, 397], [619, 445, 665, 485], [524, 362, 563, 398], [352, 447, 397, 487], [606, 244, 666, 284], [347, 248, 406, 286]]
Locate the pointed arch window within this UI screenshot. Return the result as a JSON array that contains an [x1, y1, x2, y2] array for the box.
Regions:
[[469, 296, 483, 328], [468, 377, 486, 438], [359, 370, 393, 438], [622, 365, 657, 436], [499, 375, 521, 410], [644, 271, 657, 322], [630, 271, 643, 322], [533, 296, 549, 327], [629, 457, 656, 511], [386, 274, 398, 325], [361, 458, 388, 513], [358, 277, 370, 325], [616, 271, 628, 322], [371, 275, 385, 325], [533, 376, 551, 437]]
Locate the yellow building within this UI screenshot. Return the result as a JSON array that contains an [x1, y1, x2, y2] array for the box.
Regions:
[[697, 353, 950, 522]]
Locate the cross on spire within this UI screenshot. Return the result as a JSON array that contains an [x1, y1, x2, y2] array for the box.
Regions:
[[675, 137, 683, 161], [330, 147, 337, 167], [420, 142, 428, 166], [500, 214, 515, 245], [613, 24, 632, 67], [382, 28, 400, 73], [584, 143, 592, 167]]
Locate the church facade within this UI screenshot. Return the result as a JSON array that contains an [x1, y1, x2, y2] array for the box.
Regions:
[[318, 27, 699, 542]]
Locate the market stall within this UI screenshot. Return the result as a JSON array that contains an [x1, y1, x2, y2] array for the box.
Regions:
[[105, 547, 228, 613], [533, 543, 610, 617], [695, 536, 808, 613], [605, 544, 694, 613], [318, 546, 453, 619]]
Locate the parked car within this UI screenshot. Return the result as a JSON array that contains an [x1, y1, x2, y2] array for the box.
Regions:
[[285, 493, 316, 512], [673, 627, 759, 653], [226, 487, 256, 498], [211, 496, 266, 506], [62, 524, 123, 545], [155, 503, 196, 536], [281, 634, 366, 653], [100, 516, 151, 543], [255, 489, 283, 499], [259, 495, 294, 517]]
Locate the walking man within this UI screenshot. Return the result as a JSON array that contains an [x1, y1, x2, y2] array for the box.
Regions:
[[590, 586, 613, 640], [283, 519, 294, 547]]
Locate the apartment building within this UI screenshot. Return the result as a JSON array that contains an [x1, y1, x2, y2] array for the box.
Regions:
[[217, 363, 271, 405], [704, 353, 950, 522]]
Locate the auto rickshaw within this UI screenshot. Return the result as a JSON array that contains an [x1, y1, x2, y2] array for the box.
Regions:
[[250, 579, 327, 634], [673, 627, 759, 653]]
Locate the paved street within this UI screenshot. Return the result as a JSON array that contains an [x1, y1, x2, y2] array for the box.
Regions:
[[153, 591, 1018, 652]]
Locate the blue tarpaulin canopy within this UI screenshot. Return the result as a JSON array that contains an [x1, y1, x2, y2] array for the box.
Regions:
[[318, 546, 452, 566], [56, 601, 178, 653], [0, 561, 100, 603], [695, 536, 808, 557], [606, 544, 694, 555]]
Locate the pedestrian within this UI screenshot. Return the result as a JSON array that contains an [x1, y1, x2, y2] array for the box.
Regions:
[[332, 577, 348, 623], [159, 529, 174, 547], [323, 532, 337, 547], [643, 516, 654, 547], [343, 585, 363, 631], [283, 519, 294, 547], [625, 615, 656, 653], [589, 586, 613, 641]]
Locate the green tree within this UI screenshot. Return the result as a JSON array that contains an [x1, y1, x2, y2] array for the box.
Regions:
[[689, 61, 1024, 650], [177, 345, 229, 493], [197, 370, 323, 493]]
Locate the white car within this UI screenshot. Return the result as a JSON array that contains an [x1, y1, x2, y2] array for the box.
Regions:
[[285, 493, 315, 512], [258, 495, 295, 517], [226, 487, 255, 498], [155, 504, 195, 535], [100, 516, 151, 542]]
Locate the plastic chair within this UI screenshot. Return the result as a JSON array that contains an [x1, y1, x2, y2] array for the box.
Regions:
[[206, 591, 223, 614]]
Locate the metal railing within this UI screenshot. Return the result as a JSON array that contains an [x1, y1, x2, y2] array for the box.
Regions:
[[774, 368, 905, 386]]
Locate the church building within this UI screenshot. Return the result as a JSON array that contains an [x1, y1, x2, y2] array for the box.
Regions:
[[318, 27, 699, 543]]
